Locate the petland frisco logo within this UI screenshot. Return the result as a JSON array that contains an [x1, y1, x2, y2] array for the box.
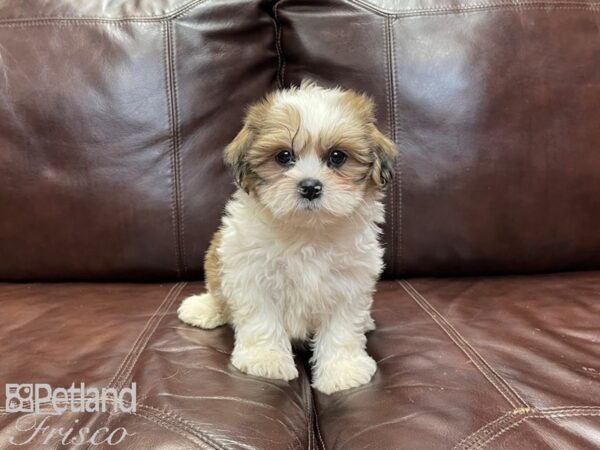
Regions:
[[6, 383, 136, 414], [5, 383, 136, 447]]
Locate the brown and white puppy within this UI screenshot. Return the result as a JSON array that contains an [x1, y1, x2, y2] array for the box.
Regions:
[[178, 81, 397, 394]]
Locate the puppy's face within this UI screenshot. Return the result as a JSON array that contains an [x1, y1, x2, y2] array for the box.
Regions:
[[224, 82, 397, 223]]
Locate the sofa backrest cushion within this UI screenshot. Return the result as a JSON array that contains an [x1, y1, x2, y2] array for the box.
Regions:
[[0, 0, 275, 281], [3, 0, 600, 281], [277, 0, 600, 277]]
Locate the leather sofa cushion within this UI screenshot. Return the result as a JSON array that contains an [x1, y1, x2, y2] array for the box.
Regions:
[[1, 274, 598, 448], [277, 0, 600, 277], [314, 273, 600, 449], [0, 0, 276, 281], [4, 0, 600, 281], [0, 282, 314, 448]]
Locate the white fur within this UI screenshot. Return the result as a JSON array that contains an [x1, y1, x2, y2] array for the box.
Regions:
[[178, 294, 227, 329], [178, 191, 384, 394], [178, 83, 388, 394], [272, 86, 347, 138]]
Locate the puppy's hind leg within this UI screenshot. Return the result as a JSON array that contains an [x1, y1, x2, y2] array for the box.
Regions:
[[179, 228, 228, 329], [178, 292, 228, 330]]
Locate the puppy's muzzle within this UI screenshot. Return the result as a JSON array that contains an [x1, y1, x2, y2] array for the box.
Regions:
[[298, 178, 322, 201]]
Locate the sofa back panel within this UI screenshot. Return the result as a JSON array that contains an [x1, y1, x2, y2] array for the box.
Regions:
[[0, 0, 276, 281], [337, 0, 593, 14], [175, 2, 278, 280], [278, 0, 600, 277], [0, 0, 197, 20]]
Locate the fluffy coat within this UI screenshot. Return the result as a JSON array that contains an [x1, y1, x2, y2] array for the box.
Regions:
[[178, 81, 397, 394]]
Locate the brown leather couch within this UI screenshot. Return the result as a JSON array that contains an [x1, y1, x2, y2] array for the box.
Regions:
[[1, 0, 599, 448]]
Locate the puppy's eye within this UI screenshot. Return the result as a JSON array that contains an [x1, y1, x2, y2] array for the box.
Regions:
[[276, 150, 295, 167], [327, 149, 347, 168]]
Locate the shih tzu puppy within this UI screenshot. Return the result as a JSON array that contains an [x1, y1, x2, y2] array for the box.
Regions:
[[178, 81, 397, 394]]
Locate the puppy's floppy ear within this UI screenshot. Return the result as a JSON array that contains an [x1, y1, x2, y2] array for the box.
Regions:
[[224, 123, 254, 193], [338, 89, 397, 188], [224, 99, 271, 193], [369, 125, 398, 188]]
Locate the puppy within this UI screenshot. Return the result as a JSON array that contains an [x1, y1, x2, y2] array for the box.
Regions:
[[178, 81, 397, 394]]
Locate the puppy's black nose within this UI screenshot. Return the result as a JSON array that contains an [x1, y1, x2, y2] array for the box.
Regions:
[[298, 178, 323, 200]]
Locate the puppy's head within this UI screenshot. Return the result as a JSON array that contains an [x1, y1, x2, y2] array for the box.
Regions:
[[224, 81, 397, 223]]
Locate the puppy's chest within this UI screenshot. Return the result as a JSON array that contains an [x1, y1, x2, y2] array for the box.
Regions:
[[263, 237, 376, 302], [277, 245, 341, 290]]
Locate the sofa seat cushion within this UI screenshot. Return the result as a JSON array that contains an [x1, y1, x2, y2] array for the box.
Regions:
[[1, 273, 599, 449], [314, 274, 600, 449], [0, 282, 314, 449]]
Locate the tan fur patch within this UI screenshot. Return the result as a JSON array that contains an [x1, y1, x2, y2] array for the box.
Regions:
[[205, 229, 223, 294]]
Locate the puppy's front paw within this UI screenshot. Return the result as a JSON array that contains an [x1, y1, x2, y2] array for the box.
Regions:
[[232, 346, 299, 381], [313, 352, 377, 394], [177, 293, 226, 329]]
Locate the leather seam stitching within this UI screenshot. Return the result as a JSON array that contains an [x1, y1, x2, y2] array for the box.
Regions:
[[0, 22, 159, 28], [313, 399, 326, 450], [302, 369, 315, 450], [389, 17, 401, 274], [454, 406, 600, 449], [171, 20, 187, 276], [0, 1, 596, 25], [107, 283, 181, 389], [402, 280, 529, 407], [111, 401, 226, 450], [127, 410, 219, 449], [300, 366, 314, 450], [383, 16, 397, 275], [398, 280, 528, 408], [164, 20, 186, 278], [111, 282, 184, 390], [133, 403, 226, 450], [401, 280, 528, 407], [348, 0, 600, 17], [308, 371, 326, 450], [454, 409, 521, 449], [0, 0, 209, 25], [115, 282, 186, 390], [273, 0, 286, 88], [543, 406, 600, 410], [472, 409, 600, 449], [109, 282, 186, 390], [164, 21, 180, 279]]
